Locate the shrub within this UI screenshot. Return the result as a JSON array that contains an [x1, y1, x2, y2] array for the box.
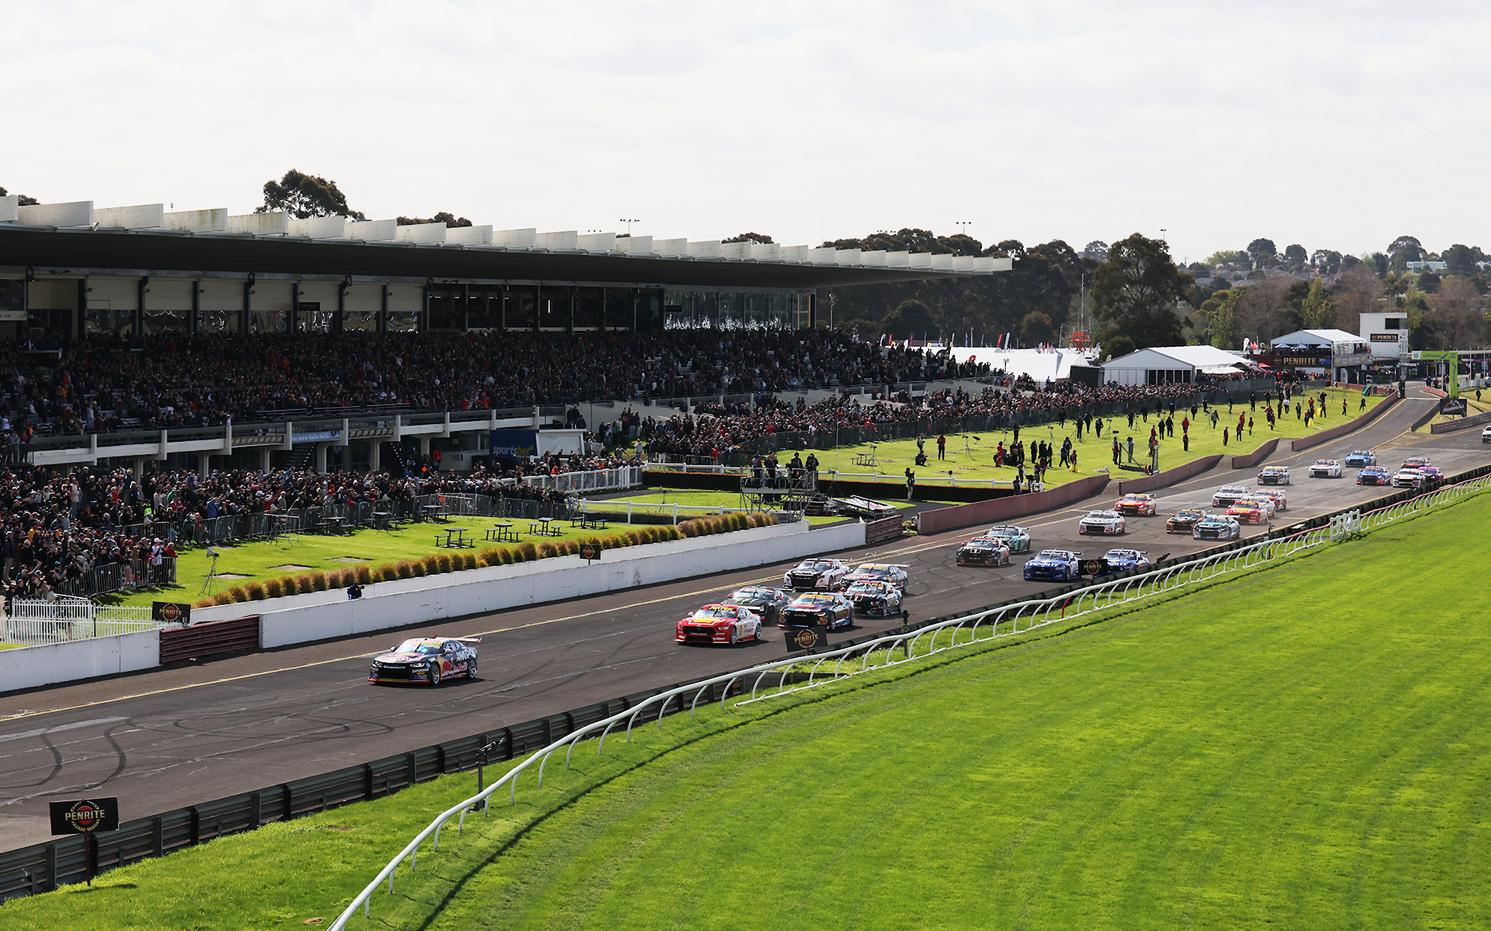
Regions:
[[476, 547, 501, 568], [435, 553, 455, 574], [396, 560, 417, 580], [245, 582, 268, 601], [193, 597, 212, 608], [496, 547, 514, 565], [263, 577, 286, 599], [353, 564, 372, 585], [420, 555, 444, 577], [456, 552, 477, 571], [558, 540, 579, 556], [536, 542, 557, 559], [210, 591, 233, 606], [515, 543, 538, 563], [299, 573, 324, 593], [679, 520, 699, 538]]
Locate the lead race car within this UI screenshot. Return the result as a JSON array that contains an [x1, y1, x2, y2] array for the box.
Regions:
[[985, 525, 1032, 553], [779, 591, 855, 630], [1309, 458, 1343, 479], [675, 604, 763, 646], [1023, 549, 1083, 582], [369, 636, 479, 686], [1078, 509, 1126, 535], [783, 558, 850, 591], [1212, 484, 1250, 507], [1113, 493, 1158, 517], [844, 580, 904, 617], [956, 534, 1012, 567]]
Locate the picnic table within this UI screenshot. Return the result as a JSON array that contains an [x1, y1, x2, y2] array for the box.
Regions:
[[852, 451, 878, 468], [572, 513, 608, 531], [434, 527, 474, 548], [529, 517, 562, 538], [371, 510, 394, 531], [322, 515, 350, 534], [419, 503, 446, 523], [484, 521, 520, 543]]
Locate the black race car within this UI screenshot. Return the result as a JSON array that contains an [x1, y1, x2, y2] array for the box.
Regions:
[[724, 586, 793, 625]]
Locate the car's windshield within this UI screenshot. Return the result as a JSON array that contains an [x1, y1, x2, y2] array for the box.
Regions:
[[395, 640, 441, 655], [731, 591, 766, 604], [695, 607, 733, 618]]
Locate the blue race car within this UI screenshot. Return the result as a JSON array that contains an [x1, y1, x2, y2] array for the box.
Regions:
[[1356, 465, 1392, 486], [1023, 549, 1082, 582], [1102, 548, 1151, 572], [1344, 449, 1377, 468]]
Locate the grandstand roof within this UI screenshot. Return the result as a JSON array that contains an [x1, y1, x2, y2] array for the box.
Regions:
[[0, 197, 1009, 288]]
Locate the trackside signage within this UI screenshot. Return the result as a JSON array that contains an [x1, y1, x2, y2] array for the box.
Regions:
[[49, 798, 119, 835]]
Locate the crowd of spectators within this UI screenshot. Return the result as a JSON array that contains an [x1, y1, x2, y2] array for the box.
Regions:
[[630, 380, 1227, 461], [0, 330, 992, 441]]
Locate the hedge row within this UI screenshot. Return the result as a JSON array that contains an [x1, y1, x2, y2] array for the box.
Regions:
[[194, 511, 774, 607]]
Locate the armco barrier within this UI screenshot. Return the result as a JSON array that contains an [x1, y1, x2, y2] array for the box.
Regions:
[[1229, 438, 1278, 469], [916, 475, 1109, 535], [1116, 454, 1223, 495], [1429, 409, 1491, 435], [329, 463, 1491, 930], [0, 628, 160, 694], [864, 515, 904, 546], [7, 465, 1487, 909], [1290, 394, 1400, 452], [158, 617, 262, 665]]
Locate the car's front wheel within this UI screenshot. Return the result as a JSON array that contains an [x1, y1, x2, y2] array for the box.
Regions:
[[429, 665, 442, 687]]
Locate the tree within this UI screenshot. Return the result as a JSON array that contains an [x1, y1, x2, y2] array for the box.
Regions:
[[1200, 288, 1240, 349], [1090, 233, 1188, 349], [881, 299, 939, 341], [397, 211, 472, 227], [1283, 243, 1308, 273], [723, 231, 774, 244], [1080, 241, 1109, 261], [1442, 243, 1484, 277], [1206, 249, 1251, 270], [1331, 265, 1382, 333], [1310, 249, 1342, 275], [1019, 311, 1056, 345], [1246, 238, 1279, 270], [1101, 335, 1136, 362], [0, 186, 39, 206], [258, 169, 365, 220], [1297, 279, 1337, 328], [1427, 276, 1485, 348]]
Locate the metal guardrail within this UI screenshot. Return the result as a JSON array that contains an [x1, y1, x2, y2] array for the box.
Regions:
[[329, 465, 1491, 929]]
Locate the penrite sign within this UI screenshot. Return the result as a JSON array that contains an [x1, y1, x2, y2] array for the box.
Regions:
[[49, 797, 120, 835]]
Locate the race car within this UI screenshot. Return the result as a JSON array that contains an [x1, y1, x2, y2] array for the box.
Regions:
[[844, 580, 904, 617], [1419, 465, 1445, 483], [1078, 509, 1126, 535], [1101, 548, 1151, 572], [1226, 497, 1272, 524], [1483, 426, 1491, 444], [1252, 487, 1288, 512], [675, 604, 763, 646], [1402, 456, 1432, 470], [985, 525, 1032, 553], [1257, 465, 1292, 485], [1344, 449, 1378, 467], [1309, 458, 1343, 479], [1212, 485, 1250, 507], [956, 535, 1012, 567], [1193, 514, 1242, 540], [783, 558, 850, 591], [369, 636, 479, 686], [1357, 465, 1392, 486], [842, 562, 909, 591], [1113, 493, 1158, 516], [724, 586, 792, 625], [779, 591, 855, 630], [1393, 467, 1426, 489], [1023, 549, 1083, 582], [1166, 508, 1206, 534]]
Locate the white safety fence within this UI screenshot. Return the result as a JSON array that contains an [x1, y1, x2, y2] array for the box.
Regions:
[[2, 595, 158, 647], [330, 468, 1491, 929]]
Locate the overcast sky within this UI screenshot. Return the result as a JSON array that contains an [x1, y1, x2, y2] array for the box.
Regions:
[[6, 1, 1488, 262]]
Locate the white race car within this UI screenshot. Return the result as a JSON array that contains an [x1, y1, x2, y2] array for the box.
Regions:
[[1212, 485, 1250, 507], [842, 563, 909, 591], [783, 558, 850, 591], [1252, 487, 1288, 512], [1078, 509, 1126, 535], [1393, 467, 1426, 489], [1309, 458, 1343, 479]]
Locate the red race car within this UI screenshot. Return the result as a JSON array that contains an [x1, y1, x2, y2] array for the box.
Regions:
[[675, 604, 764, 646]]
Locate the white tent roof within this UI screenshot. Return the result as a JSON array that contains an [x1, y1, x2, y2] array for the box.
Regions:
[[947, 346, 1095, 381], [1271, 328, 1365, 346], [1103, 345, 1249, 370]]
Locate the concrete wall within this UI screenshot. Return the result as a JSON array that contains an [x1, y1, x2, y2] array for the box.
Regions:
[[1429, 409, 1491, 434], [199, 278, 242, 312], [1229, 439, 1279, 469], [0, 629, 159, 694], [145, 277, 193, 312], [917, 475, 1110, 535], [192, 521, 868, 648], [1116, 455, 1223, 494], [1290, 395, 1399, 452], [86, 277, 137, 309]]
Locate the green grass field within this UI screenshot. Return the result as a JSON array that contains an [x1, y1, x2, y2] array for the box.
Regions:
[[751, 387, 1378, 489], [9, 475, 1487, 928], [590, 488, 916, 525], [105, 517, 642, 607]]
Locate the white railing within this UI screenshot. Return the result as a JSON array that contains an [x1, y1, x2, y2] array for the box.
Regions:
[[3, 596, 158, 647], [330, 468, 1491, 929], [518, 464, 641, 494]]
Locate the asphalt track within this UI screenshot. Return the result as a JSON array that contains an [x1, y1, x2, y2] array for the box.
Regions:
[[1, 390, 1486, 851]]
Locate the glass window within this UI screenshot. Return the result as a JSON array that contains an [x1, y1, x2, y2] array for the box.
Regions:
[[428, 289, 464, 330], [574, 287, 602, 329], [637, 289, 662, 331], [604, 288, 632, 330], [294, 302, 336, 333], [84, 306, 134, 338], [251, 309, 289, 334], [143, 308, 188, 334], [539, 287, 570, 330], [199, 310, 241, 334], [386, 310, 419, 333], [0, 280, 22, 313], [467, 288, 499, 329], [505, 286, 537, 329], [343, 310, 378, 332]]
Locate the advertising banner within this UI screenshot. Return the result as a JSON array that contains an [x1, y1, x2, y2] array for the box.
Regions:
[[489, 428, 538, 457]]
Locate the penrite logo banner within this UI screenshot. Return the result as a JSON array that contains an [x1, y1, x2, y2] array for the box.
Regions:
[[152, 601, 192, 624], [785, 625, 827, 654], [49, 798, 120, 835]]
